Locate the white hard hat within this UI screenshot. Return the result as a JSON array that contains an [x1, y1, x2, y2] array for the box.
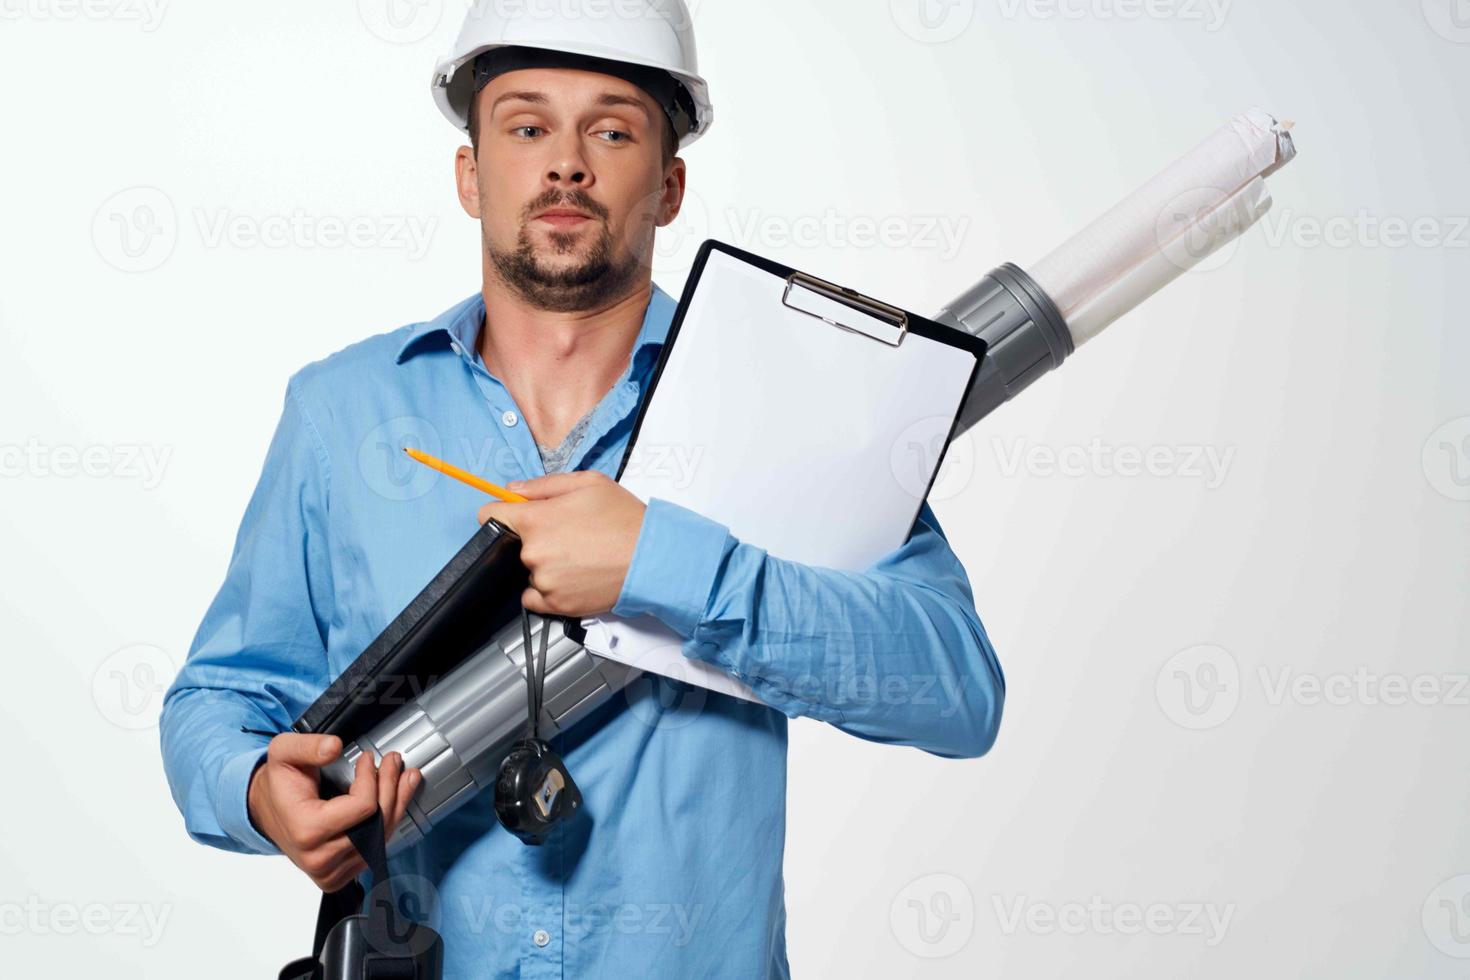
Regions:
[[431, 0, 714, 150]]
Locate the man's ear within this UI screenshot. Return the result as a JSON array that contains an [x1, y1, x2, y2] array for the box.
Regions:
[[656, 157, 687, 228], [455, 144, 482, 219]]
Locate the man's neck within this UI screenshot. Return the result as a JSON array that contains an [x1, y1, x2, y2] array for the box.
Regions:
[[476, 277, 653, 452]]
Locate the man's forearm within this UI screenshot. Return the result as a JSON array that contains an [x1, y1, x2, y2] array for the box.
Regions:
[[614, 499, 1005, 759], [159, 688, 282, 856]]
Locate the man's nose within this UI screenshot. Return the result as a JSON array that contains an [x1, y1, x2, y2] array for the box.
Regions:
[[545, 133, 592, 187]]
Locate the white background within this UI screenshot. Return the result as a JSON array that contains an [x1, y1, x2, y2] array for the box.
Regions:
[[2, 0, 1468, 976]]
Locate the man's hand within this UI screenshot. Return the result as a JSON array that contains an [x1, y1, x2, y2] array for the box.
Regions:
[[478, 470, 647, 618], [246, 733, 421, 893]]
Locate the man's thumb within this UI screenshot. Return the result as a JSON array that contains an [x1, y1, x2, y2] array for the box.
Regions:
[[268, 732, 342, 768]]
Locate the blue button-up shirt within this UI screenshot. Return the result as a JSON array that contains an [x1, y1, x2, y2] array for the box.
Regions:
[[160, 283, 1005, 979]]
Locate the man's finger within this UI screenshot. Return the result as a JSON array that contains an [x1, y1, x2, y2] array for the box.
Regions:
[[480, 494, 553, 530], [331, 857, 368, 893], [347, 750, 377, 804], [479, 499, 523, 531], [377, 752, 402, 834], [313, 835, 364, 878], [317, 848, 368, 893], [268, 733, 342, 769], [521, 586, 551, 615], [506, 471, 603, 500], [308, 754, 380, 841], [386, 768, 421, 840]]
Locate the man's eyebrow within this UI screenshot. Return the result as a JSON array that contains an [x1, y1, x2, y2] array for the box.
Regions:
[[491, 91, 549, 113], [490, 90, 652, 122], [594, 94, 652, 121]]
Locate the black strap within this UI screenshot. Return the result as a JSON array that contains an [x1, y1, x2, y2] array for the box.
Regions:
[[352, 810, 414, 955], [518, 607, 550, 740]]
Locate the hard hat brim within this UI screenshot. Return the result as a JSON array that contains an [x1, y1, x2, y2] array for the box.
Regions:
[[432, 40, 713, 150]]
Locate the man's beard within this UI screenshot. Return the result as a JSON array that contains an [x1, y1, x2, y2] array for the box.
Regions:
[[487, 218, 644, 314]]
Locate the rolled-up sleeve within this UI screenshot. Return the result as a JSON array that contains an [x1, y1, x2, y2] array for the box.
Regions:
[[613, 497, 1005, 759], [159, 376, 335, 855]]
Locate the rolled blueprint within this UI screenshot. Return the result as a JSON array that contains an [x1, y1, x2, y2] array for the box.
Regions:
[[1064, 175, 1274, 342], [943, 107, 1297, 432], [1029, 106, 1295, 333]]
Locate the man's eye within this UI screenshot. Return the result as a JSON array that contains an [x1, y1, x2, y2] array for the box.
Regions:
[[512, 126, 543, 139], [597, 130, 631, 144]]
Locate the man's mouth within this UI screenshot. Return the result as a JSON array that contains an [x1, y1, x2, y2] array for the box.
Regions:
[[534, 208, 594, 229]]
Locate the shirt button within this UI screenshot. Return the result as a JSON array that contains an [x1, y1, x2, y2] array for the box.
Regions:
[[532, 928, 550, 948], [501, 410, 518, 427]]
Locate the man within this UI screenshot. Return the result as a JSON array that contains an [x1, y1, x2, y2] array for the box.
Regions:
[[159, 2, 1004, 976]]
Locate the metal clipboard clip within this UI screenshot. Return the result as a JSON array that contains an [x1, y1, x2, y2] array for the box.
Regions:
[[780, 271, 909, 347]]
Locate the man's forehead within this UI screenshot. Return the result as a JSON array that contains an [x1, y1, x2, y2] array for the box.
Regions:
[[483, 68, 656, 119]]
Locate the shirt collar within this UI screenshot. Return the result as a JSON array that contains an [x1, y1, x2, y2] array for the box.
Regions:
[[395, 284, 679, 376]]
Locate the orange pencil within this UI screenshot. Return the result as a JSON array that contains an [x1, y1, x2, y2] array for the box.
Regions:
[[402, 447, 529, 503]]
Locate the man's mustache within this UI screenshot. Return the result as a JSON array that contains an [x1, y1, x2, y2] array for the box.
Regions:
[[525, 192, 608, 221]]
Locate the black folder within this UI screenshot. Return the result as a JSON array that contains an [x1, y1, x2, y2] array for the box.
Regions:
[[290, 518, 529, 739]]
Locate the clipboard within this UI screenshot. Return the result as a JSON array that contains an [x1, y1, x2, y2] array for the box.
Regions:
[[584, 238, 987, 701]]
